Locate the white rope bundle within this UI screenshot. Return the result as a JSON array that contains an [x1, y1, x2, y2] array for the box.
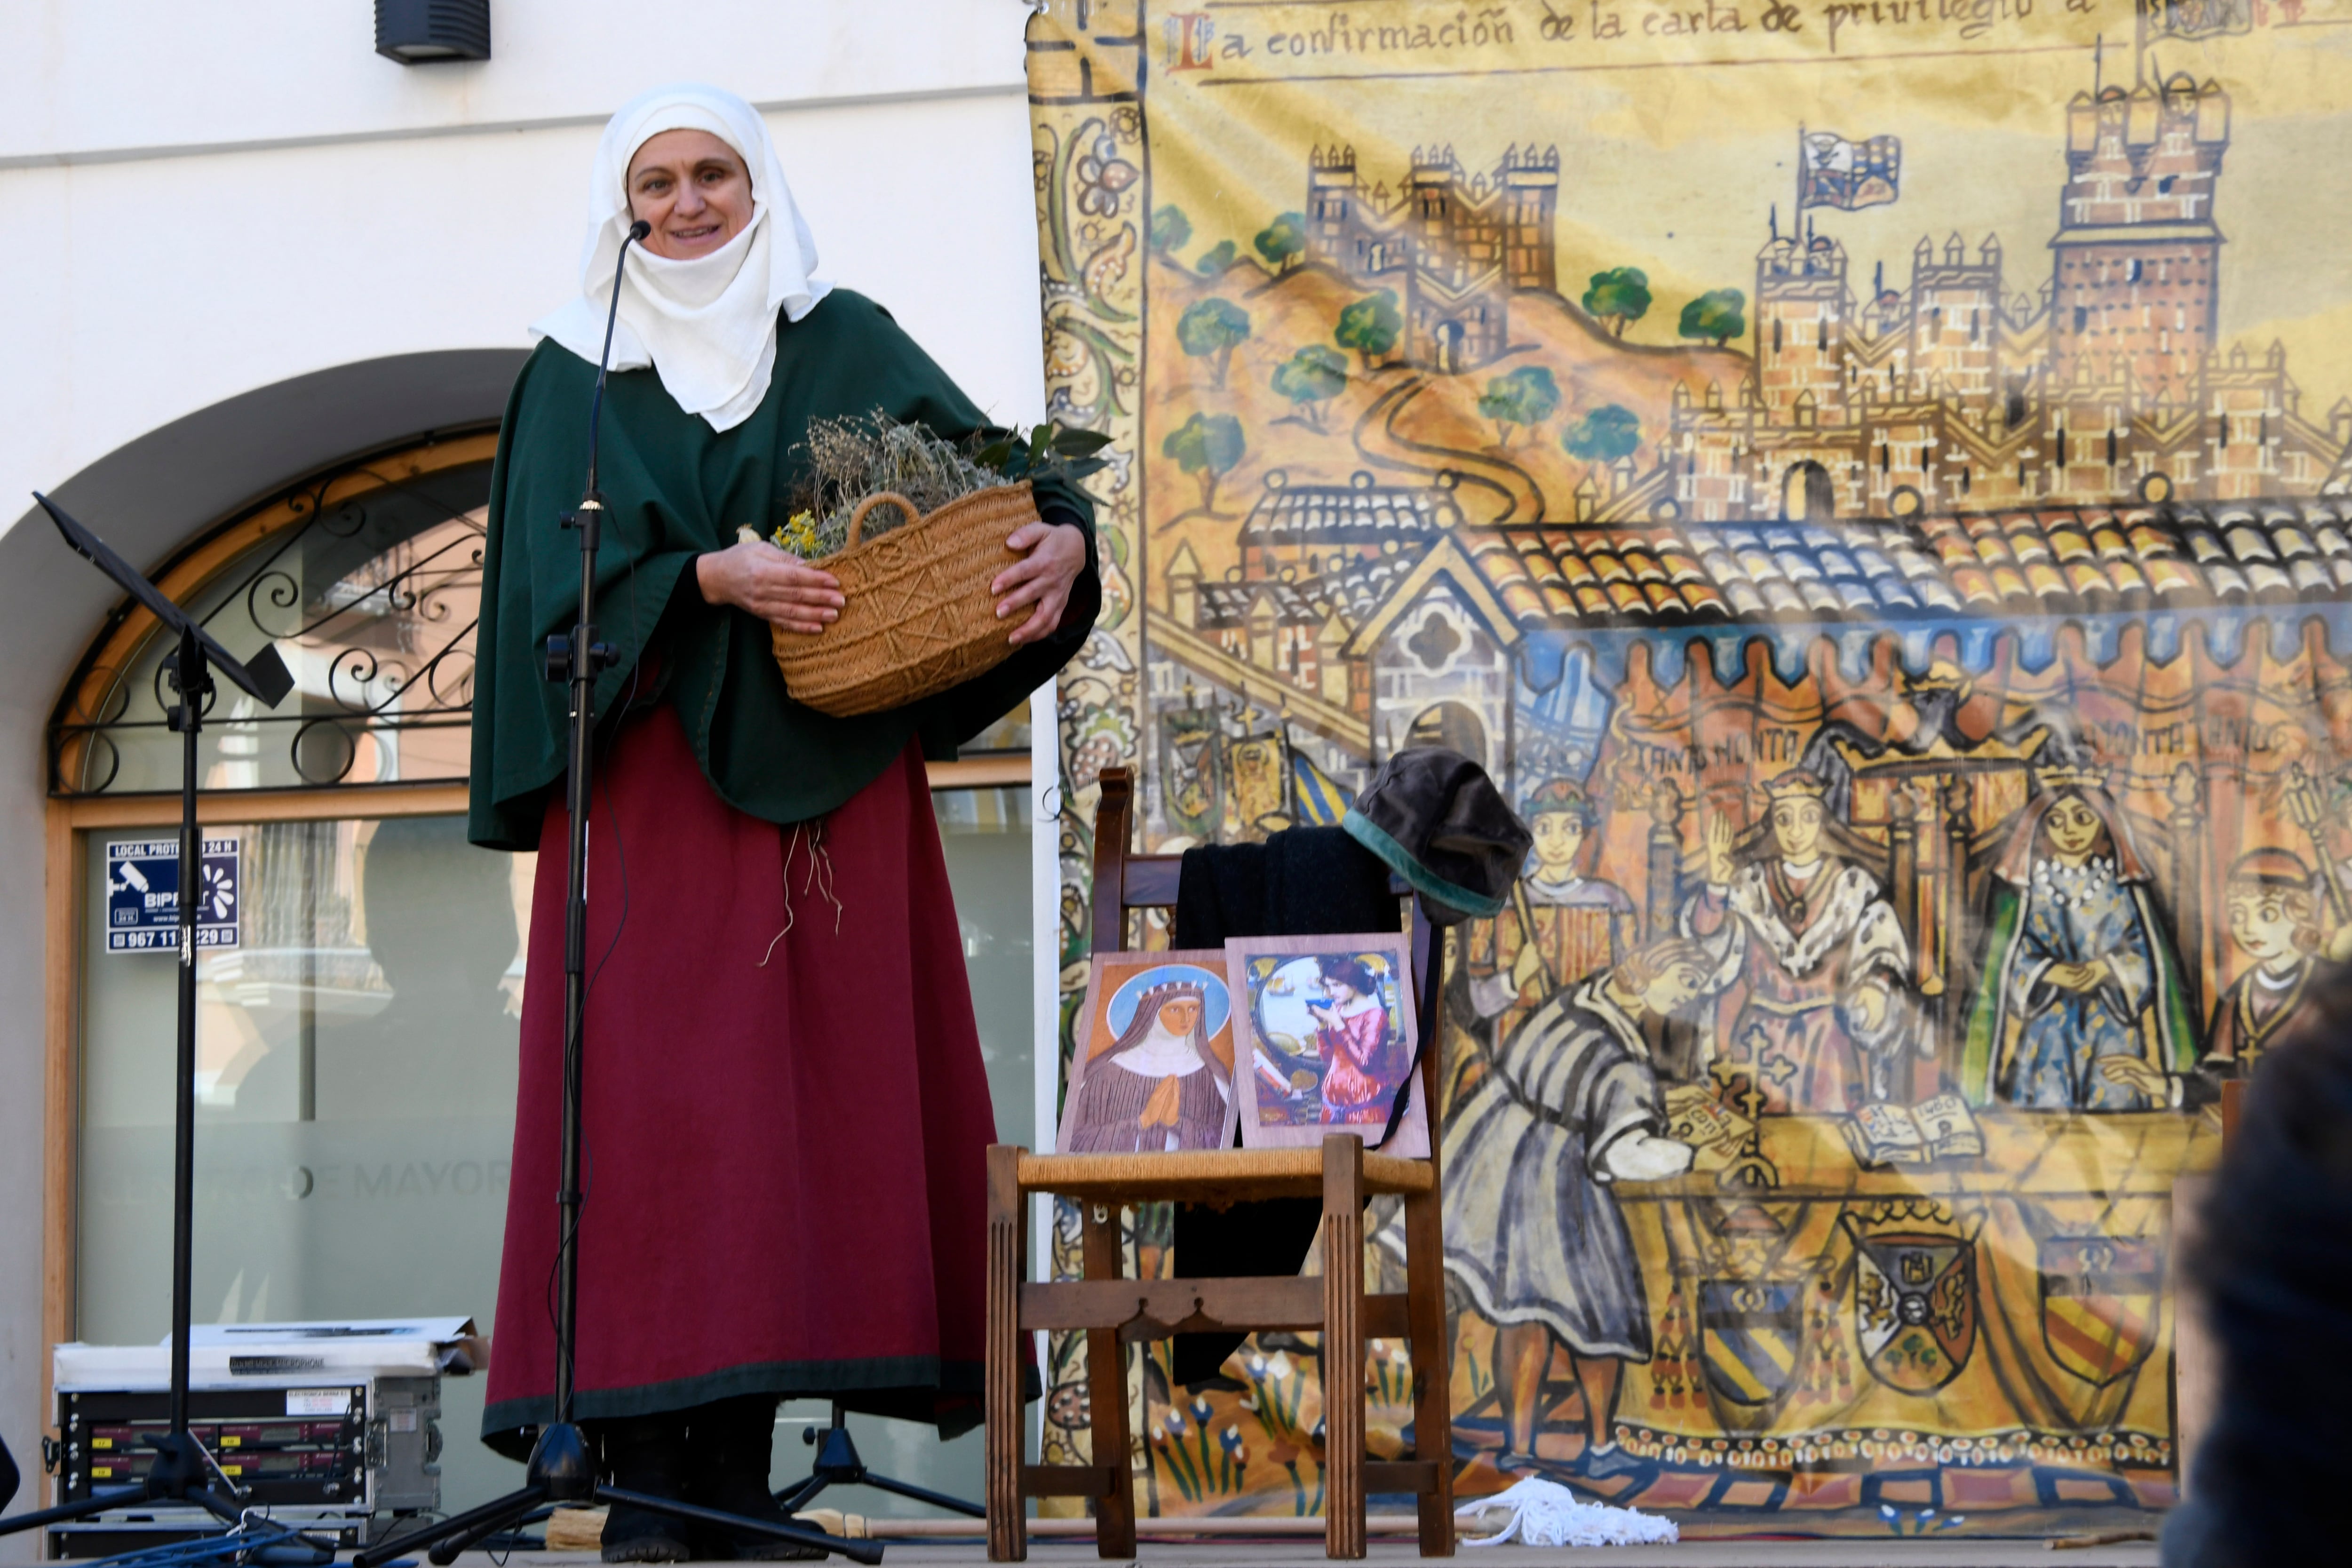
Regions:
[[1455, 1477, 1679, 1547]]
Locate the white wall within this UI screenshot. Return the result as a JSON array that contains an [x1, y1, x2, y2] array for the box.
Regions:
[[0, 4, 1049, 1549]]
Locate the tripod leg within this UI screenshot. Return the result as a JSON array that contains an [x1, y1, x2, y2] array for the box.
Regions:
[[597, 1485, 884, 1567], [425, 1502, 555, 1567], [776, 1473, 829, 1512], [351, 1483, 550, 1568], [858, 1472, 986, 1519], [0, 1484, 148, 1538]]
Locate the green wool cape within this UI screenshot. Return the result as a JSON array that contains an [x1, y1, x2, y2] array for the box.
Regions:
[[467, 290, 1100, 851]]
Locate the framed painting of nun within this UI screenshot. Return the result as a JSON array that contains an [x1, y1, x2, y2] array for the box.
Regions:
[[1057, 950, 1240, 1154]]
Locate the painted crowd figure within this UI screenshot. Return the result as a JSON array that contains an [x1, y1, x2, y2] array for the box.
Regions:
[[1963, 773, 2196, 1112], [1465, 780, 1639, 1043], [2185, 848, 2327, 1106], [1442, 940, 1706, 1478], [1680, 771, 1914, 1114]]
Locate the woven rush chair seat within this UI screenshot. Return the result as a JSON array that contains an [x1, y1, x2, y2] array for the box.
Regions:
[[984, 767, 1455, 1560]]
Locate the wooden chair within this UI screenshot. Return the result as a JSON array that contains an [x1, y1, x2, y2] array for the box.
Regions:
[[985, 767, 1455, 1560]]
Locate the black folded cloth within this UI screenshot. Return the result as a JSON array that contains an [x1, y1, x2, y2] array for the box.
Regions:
[[1168, 826, 1398, 1386]]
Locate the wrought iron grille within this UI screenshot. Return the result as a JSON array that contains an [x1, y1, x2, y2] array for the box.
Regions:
[[49, 448, 495, 796]]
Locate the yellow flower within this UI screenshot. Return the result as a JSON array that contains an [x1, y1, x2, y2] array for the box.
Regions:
[[770, 509, 821, 557]]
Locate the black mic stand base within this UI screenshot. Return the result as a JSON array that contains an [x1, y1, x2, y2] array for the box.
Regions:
[[353, 1423, 884, 1568], [0, 1431, 266, 1542], [776, 1406, 984, 1521]]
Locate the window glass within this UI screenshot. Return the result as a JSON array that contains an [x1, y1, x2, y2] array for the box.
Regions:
[[78, 793, 1030, 1517], [55, 462, 490, 796], [79, 816, 529, 1511], [960, 707, 1032, 756]]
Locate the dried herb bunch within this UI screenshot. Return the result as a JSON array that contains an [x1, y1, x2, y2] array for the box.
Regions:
[[768, 412, 1113, 559], [771, 413, 998, 557]]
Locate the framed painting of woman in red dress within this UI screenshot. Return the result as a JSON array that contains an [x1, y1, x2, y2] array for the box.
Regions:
[[1228, 933, 1428, 1156]]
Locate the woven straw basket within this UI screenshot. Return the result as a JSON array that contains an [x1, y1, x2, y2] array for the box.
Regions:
[[769, 480, 1041, 717]]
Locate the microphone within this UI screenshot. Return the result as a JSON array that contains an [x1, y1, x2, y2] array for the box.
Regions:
[[547, 216, 652, 685], [583, 218, 654, 507]]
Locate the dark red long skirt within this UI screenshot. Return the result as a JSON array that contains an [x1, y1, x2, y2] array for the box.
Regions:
[[482, 703, 999, 1449]]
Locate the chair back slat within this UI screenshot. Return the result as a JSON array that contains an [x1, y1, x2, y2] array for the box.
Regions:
[[1089, 769, 1137, 957], [1122, 857, 1181, 915]]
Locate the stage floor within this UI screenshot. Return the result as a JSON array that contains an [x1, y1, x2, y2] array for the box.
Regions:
[[453, 1541, 2161, 1567]]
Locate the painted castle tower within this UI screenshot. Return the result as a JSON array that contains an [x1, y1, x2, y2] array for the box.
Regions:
[[2049, 74, 2231, 403], [1306, 143, 1558, 372], [1664, 70, 2344, 522]]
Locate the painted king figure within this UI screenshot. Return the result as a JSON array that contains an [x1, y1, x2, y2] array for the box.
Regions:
[[1680, 771, 1913, 1114]]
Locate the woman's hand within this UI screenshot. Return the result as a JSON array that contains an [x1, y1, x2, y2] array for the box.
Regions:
[[2098, 1056, 2169, 1100], [696, 540, 843, 635], [2046, 960, 2111, 993], [993, 521, 1089, 647]]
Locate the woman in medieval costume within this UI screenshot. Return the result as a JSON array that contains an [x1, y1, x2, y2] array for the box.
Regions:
[[1308, 954, 1406, 1123], [1960, 769, 2195, 1112], [1063, 980, 1232, 1153], [468, 86, 1098, 1561], [1442, 939, 1706, 1480], [1679, 770, 1914, 1114]]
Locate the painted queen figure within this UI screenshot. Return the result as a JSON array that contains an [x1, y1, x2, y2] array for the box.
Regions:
[[1961, 766, 2196, 1112], [1680, 770, 1914, 1113]]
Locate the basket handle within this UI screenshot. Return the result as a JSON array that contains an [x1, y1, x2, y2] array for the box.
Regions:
[[846, 492, 918, 549]]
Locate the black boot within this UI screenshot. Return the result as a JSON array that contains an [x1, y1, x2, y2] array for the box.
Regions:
[[595, 1411, 694, 1564], [686, 1394, 821, 1561]]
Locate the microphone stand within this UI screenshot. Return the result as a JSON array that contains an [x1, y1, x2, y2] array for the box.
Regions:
[[0, 502, 296, 1545], [354, 223, 878, 1568]]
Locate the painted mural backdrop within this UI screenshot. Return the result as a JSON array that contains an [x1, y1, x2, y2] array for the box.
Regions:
[[1025, 0, 2352, 1537]]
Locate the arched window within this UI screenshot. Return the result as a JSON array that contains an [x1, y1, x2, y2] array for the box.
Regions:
[[52, 437, 494, 797], [1782, 460, 1836, 523]]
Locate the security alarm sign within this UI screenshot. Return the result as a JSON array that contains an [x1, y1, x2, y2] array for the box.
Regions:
[[105, 837, 240, 953]]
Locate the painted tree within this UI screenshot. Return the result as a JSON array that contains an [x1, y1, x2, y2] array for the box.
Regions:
[[1196, 239, 1240, 275], [1678, 288, 1747, 348], [1162, 412, 1246, 514], [1176, 298, 1252, 389], [1475, 365, 1562, 446], [1254, 211, 1308, 272], [1150, 204, 1192, 256], [1582, 267, 1652, 337], [1563, 404, 1642, 464], [1272, 345, 1349, 431], [1333, 288, 1403, 372]]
